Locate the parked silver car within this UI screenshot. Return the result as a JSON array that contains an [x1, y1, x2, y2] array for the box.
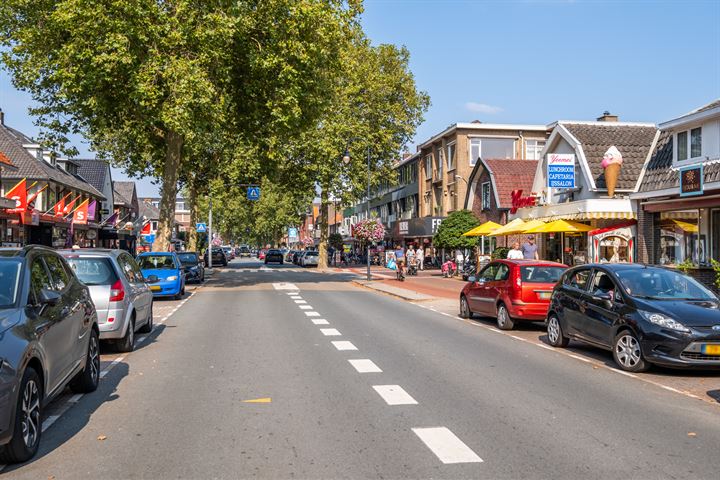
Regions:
[[61, 249, 153, 352], [301, 251, 319, 267]]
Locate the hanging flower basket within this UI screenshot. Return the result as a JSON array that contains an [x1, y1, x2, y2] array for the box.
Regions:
[[352, 219, 385, 244]]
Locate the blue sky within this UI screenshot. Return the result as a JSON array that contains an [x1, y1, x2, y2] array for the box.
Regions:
[[1, 0, 719, 196]]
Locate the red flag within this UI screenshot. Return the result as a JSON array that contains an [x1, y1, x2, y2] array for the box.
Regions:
[[62, 196, 79, 216], [26, 184, 48, 210], [5, 178, 27, 213], [53, 192, 72, 216], [73, 199, 90, 225], [141, 221, 151, 234]]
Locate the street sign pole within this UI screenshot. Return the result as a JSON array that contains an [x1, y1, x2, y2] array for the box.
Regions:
[[208, 197, 213, 272]]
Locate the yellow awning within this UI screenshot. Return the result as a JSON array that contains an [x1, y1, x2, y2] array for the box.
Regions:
[[488, 218, 526, 236], [462, 221, 502, 237], [524, 219, 594, 233], [671, 219, 698, 233]]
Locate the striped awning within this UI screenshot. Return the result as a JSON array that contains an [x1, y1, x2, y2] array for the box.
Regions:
[[532, 211, 637, 221]]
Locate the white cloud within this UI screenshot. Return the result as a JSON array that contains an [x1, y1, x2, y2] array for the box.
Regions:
[[465, 102, 503, 114]]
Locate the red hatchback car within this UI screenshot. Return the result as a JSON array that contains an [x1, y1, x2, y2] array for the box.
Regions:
[[459, 259, 568, 330]]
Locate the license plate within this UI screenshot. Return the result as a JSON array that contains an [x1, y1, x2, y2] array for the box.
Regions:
[[535, 291, 552, 300], [701, 344, 720, 355], [150, 285, 161, 292]]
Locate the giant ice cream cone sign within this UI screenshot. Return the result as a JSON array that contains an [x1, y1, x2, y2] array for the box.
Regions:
[[601, 146, 623, 197]]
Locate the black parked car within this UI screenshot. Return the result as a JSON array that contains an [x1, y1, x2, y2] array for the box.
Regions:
[[177, 251, 205, 283], [264, 249, 284, 264], [204, 247, 227, 267], [0, 246, 100, 463], [546, 263, 720, 372]]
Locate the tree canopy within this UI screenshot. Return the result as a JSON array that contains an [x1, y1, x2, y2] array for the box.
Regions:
[[433, 210, 480, 249]]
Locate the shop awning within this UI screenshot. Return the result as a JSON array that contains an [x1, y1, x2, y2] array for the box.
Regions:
[[462, 221, 501, 237], [524, 219, 594, 234], [509, 198, 637, 222], [670, 219, 698, 233]]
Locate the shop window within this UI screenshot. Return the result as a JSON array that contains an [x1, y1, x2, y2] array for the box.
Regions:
[[677, 131, 688, 161], [598, 236, 629, 263], [658, 210, 703, 266], [481, 182, 491, 210]]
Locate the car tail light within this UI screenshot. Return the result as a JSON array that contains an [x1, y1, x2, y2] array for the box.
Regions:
[[110, 279, 125, 302], [107, 317, 115, 323], [510, 267, 522, 300]]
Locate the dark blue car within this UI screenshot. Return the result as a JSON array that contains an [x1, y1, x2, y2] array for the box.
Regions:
[[136, 252, 185, 300]]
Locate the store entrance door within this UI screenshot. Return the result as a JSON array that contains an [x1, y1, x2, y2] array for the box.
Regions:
[[29, 224, 53, 247]]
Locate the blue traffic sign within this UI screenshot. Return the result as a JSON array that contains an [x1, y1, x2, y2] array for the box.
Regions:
[[196, 223, 207, 233], [247, 186, 260, 201], [288, 227, 298, 239]]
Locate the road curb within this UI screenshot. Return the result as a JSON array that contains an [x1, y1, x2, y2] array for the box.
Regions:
[[351, 280, 435, 302]]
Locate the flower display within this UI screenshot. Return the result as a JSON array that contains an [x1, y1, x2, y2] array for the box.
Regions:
[[352, 218, 385, 243]]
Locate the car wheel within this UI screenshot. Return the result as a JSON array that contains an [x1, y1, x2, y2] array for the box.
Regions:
[[70, 328, 100, 393], [116, 317, 135, 353], [459, 295, 473, 319], [496, 303, 515, 330], [0, 367, 42, 463], [139, 303, 153, 333], [546, 313, 569, 347], [613, 330, 649, 372]]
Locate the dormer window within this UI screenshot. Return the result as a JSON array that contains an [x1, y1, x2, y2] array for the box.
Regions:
[[676, 127, 702, 162]]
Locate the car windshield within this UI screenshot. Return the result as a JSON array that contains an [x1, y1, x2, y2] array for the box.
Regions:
[[138, 255, 177, 270], [521, 266, 565, 283], [0, 259, 22, 308], [177, 253, 198, 265], [65, 257, 119, 286], [306, 252, 318, 257], [616, 268, 717, 301]]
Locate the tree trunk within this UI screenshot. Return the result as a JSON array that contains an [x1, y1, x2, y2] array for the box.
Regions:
[[186, 179, 198, 251], [153, 130, 183, 252], [317, 189, 329, 269]]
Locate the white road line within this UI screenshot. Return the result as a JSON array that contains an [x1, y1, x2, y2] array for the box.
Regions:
[[294, 300, 307, 304], [372, 385, 418, 405], [100, 356, 126, 379], [299, 305, 313, 310], [348, 359, 382, 373], [42, 415, 61, 432], [286, 292, 299, 295], [332, 341, 357, 351], [68, 394, 83, 403], [319, 328, 341, 336], [305, 311, 321, 317], [412, 427, 483, 464], [272, 282, 298, 290], [312, 319, 330, 325]]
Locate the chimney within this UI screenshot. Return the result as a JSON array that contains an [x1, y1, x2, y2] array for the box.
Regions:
[[596, 110, 619, 122], [0, 108, 4, 125], [471, 119, 482, 124]]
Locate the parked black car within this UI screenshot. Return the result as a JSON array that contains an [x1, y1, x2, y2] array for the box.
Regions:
[[546, 263, 720, 372], [0, 246, 100, 463], [177, 252, 205, 283], [264, 249, 284, 264], [203, 247, 227, 267]]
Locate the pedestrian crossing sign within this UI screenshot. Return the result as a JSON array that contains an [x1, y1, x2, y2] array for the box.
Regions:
[[196, 223, 207, 233], [247, 186, 260, 201]]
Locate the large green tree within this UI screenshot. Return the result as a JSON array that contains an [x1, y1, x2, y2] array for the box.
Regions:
[[0, 0, 359, 250], [295, 34, 429, 268], [433, 210, 480, 250]]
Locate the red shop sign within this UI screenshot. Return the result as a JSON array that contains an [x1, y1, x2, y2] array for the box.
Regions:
[[510, 189, 537, 214]]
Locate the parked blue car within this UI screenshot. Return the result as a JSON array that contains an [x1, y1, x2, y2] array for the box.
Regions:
[[136, 252, 186, 299]]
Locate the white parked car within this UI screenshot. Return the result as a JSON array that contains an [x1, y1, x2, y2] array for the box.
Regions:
[[301, 251, 319, 267]]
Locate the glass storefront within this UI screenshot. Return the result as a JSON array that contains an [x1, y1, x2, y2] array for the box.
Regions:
[[658, 210, 700, 266]]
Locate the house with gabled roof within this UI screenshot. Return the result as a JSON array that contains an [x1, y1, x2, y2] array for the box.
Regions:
[[633, 99, 720, 292], [75, 158, 115, 222]]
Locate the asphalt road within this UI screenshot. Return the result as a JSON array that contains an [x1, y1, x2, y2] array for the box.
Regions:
[[3, 258, 720, 479]]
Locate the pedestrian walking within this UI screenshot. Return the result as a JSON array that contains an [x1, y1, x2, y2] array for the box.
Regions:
[[507, 242, 524, 259], [416, 245, 424, 270], [522, 235, 539, 260]]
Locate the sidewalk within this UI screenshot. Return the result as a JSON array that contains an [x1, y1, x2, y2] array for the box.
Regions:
[[339, 264, 465, 301]]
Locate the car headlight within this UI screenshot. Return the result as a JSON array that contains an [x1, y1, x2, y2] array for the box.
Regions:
[[640, 310, 690, 333], [167, 276, 178, 281]]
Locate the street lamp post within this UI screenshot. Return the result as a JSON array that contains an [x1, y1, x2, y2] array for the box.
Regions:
[[342, 144, 372, 281]]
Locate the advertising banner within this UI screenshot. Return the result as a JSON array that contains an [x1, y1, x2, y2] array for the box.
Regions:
[[547, 154, 575, 188]]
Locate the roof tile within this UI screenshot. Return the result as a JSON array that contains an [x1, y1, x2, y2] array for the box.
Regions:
[[484, 159, 538, 208]]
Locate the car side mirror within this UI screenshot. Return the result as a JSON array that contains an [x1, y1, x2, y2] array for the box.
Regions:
[[146, 275, 159, 284], [593, 292, 613, 307], [468, 276, 477, 283], [39, 289, 62, 307]]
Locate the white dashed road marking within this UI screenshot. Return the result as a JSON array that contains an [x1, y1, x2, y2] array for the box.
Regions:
[[305, 311, 321, 317], [348, 359, 382, 373], [294, 300, 307, 304], [332, 341, 358, 351], [312, 319, 330, 325], [412, 427, 483, 464], [319, 328, 341, 336], [372, 385, 418, 405], [299, 305, 313, 310], [272, 282, 299, 290]]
